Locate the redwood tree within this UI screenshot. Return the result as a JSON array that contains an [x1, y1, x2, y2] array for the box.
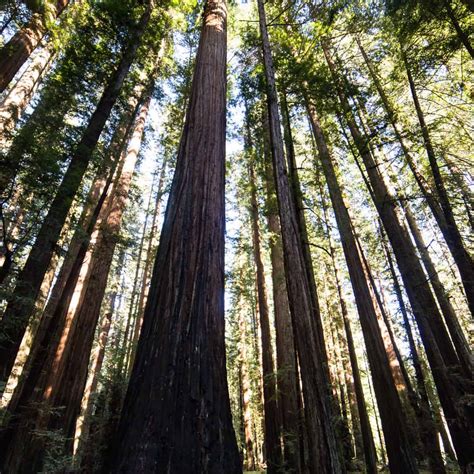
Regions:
[[108, 1, 242, 471]]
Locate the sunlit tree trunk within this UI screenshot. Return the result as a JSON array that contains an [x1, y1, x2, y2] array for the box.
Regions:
[[0, 0, 68, 92], [245, 113, 282, 473], [261, 111, 302, 472], [0, 44, 54, 151], [357, 37, 473, 312], [0, 93, 149, 473], [73, 309, 113, 465], [0, 4, 152, 386], [380, 225, 448, 471], [402, 205, 472, 376]]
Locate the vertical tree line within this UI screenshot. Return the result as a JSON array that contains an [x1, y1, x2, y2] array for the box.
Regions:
[[0, 0, 472, 472]]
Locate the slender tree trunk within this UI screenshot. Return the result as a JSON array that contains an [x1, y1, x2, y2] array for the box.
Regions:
[[116, 176, 154, 377], [246, 118, 281, 473], [261, 113, 302, 472], [73, 309, 113, 465], [0, 4, 152, 385], [442, 0, 474, 58], [306, 99, 415, 473], [357, 37, 474, 311], [238, 301, 257, 471], [380, 225, 447, 472], [126, 156, 167, 374], [403, 205, 472, 376], [281, 90, 325, 364], [0, 0, 68, 92], [109, 2, 241, 471], [257, 2, 341, 471], [402, 49, 474, 317], [0, 44, 54, 151], [323, 41, 474, 468], [0, 93, 149, 473]]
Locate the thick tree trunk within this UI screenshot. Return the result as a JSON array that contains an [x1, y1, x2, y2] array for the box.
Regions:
[[246, 119, 281, 472], [402, 50, 474, 317], [0, 5, 151, 386], [0, 0, 68, 92], [307, 100, 416, 473], [109, 2, 241, 472], [323, 42, 474, 468], [0, 44, 54, 151], [0, 94, 149, 473], [257, 2, 341, 472], [261, 114, 302, 472]]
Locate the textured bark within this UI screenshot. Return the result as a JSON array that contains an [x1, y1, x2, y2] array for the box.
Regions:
[[0, 5, 151, 385], [109, 2, 241, 472], [402, 50, 474, 317], [281, 91, 325, 366], [0, 0, 68, 92], [257, 3, 341, 472], [0, 44, 54, 151], [262, 117, 302, 472], [381, 226, 446, 473], [307, 101, 415, 473], [0, 94, 148, 473], [323, 42, 474, 468], [1, 87, 144, 414]]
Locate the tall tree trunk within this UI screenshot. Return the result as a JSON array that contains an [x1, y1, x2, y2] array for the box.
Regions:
[[257, 1, 342, 472], [246, 117, 281, 473], [0, 4, 152, 385], [357, 36, 474, 303], [0, 93, 149, 473], [402, 205, 472, 376], [322, 41, 474, 468], [261, 113, 302, 472], [402, 49, 474, 317], [0, 0, 68, 92], [318, 179, 366, 467], [108, 2, 241, 471], [306, 99, 416, 473], [380, 225, 447, 471], [0, 44, 54, 151]]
